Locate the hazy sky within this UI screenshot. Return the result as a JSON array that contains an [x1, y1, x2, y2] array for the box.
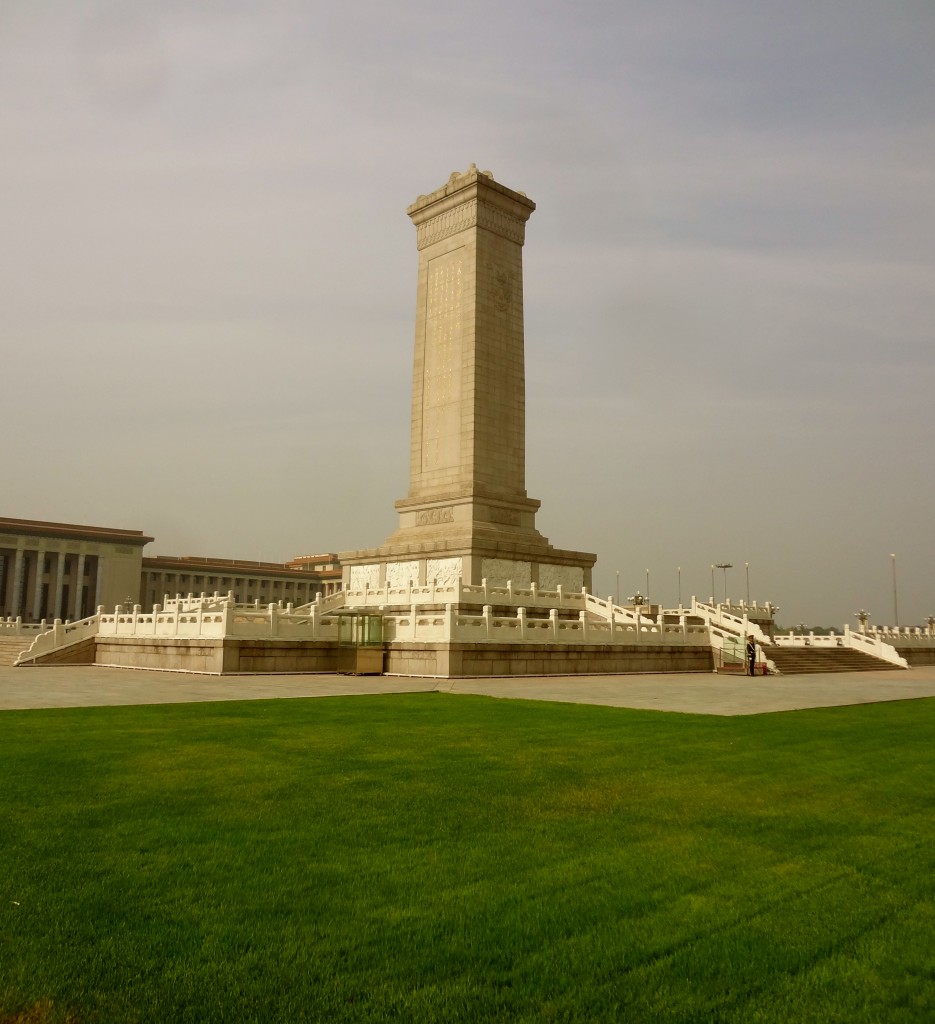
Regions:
[[3, 1, 933, 627]]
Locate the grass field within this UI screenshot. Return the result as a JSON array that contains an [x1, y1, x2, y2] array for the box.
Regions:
[[1, 693, 933, 1023]]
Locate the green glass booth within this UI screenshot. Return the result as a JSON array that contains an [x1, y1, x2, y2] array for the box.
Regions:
[[336, 611, 385, 675]]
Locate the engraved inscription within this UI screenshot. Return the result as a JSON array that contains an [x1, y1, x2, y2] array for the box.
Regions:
[[416, 507, 454, 526], [421, 250, 463, 473], [488, 507, 521, 526]]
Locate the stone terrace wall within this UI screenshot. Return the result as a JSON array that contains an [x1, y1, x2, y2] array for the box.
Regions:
[[385, 642, 713, 677], [898, 647, 935, 666], [95, 637, 226, 673]]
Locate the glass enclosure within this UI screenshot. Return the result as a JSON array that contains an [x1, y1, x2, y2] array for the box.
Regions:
[[338, 613, 384, 647]]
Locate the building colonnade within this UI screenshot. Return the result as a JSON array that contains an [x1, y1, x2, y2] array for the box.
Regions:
[[0, 544, 101, 623]]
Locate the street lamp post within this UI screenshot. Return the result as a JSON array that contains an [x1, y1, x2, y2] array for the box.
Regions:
[[715, 563, 733, 606], [615, 570, 619, 606], [745, 562, 750, 607], [710, 565, 715, 604], [891, 553, 899, 628], [677, 566, 682, 609], [645, 569, 650, 605]]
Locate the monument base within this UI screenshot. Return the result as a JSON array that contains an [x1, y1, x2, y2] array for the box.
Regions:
[[339, 538, 595, 593]]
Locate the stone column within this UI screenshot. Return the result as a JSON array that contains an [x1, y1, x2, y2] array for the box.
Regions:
[[73, 553, 86, 620], [32, 548, 47, 621], [10, 547, 25, 618], [53, 551, 67, 620], [94, 556, 104, 610]]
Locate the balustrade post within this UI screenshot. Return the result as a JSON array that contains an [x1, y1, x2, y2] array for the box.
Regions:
[[444, 602, 456, 640], [530, 582, 538, 603], [483, 604, 492, 640], [518, 607, 527, 641], [579, 609, 588, 642], [549, 608, 559, 640], [310, 602, 320, 639]]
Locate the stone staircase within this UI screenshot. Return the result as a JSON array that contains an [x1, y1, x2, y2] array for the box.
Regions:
[[0, 636, 33, 666], [764, 645, 896, 674]]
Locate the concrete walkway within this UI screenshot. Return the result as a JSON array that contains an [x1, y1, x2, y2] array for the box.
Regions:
[[2, 663, 935, 716]]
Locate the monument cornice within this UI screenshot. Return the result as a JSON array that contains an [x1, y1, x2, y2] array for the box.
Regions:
[[408, 164, 535, 250]]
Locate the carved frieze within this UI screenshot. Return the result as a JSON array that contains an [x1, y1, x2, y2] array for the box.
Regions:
[[386, 561, 420, 588], [349, 564, 381, 590], [539, 565, 584, 591], [426, 557, 462, 586], [481, 558, 532, 586], [416, 199, 527, 250], [476, 203, 527, 245]]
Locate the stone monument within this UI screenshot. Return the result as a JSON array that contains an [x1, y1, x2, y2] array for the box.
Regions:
[[341, 165, 596, 591]]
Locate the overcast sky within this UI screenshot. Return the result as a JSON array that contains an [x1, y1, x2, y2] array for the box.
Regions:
[[3, 1, 933, 627]]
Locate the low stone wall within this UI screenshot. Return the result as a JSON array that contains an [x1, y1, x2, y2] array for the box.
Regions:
[[898, 647, 935, 667], [232, 641, 340, 674], [93, 637, 342, 674], [386, 642, 713, 677], [22, 635, 714, 677], [18, 637, 97, 666], [95, 637, 227, 673]]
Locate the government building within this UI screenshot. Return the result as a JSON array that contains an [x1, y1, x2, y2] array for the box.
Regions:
[[0, 517, 341, 623]]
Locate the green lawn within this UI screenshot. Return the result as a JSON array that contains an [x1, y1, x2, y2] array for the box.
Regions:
[[1, 693, 933, 1023]]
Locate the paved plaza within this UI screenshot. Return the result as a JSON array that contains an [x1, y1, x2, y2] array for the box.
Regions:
[[2, 663, 935, 716]]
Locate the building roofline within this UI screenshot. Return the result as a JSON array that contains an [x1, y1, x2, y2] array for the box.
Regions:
[[0, 516, 154, 546], [142, 554, 341, 578]]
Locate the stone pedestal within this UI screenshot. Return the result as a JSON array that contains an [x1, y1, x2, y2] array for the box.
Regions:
[[341, 165, 595, 591]]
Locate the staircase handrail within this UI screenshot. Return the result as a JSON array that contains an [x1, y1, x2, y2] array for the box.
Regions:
[[772, 627, 908, 668], [690, 598, 773, 645], [15, 611, 102, 665]]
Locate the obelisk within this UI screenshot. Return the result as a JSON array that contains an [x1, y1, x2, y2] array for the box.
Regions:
[[341, 165, 595, 590]]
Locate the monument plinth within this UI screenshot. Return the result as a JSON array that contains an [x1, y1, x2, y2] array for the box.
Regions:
[[341, 165, 596, 591]]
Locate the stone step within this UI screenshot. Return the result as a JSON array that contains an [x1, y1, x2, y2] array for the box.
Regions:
[[764, 646, 895, 674], [0, 636, 33, 666]]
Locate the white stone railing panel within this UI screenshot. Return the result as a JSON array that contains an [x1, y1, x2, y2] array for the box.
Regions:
[[772, 627, 908, 669], [691, 599, 773, 645], [15, 613, 101, 664], [2, 618, 55, 637]]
